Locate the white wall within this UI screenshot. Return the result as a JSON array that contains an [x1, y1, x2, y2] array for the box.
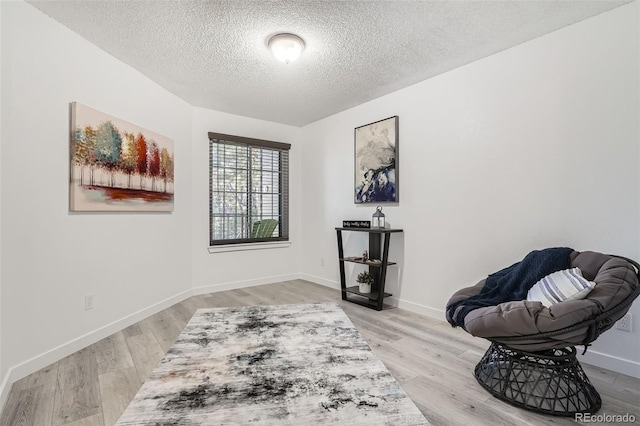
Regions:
[[191, 107, 302, 292], [0, 1, 304, 401], [300, 3, 640, 375], [0, 0, 4, 386], [0, 0, 193, 387], [0, 0, 638, 404]]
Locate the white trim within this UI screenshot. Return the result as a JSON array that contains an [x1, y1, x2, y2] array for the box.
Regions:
[[0, 274, 303, 411], [300, 274, 446, 321], [385, 298, 640, 378], [192, 274, 302, 295], [578, 348, 640, 379], [387, 296, 446, 321], [0, 370, 13, 419], [298, 273, 341, 290], [207, 241, 291, 253], [1, 274, 636, 413], [302, 275, 640, 378], [0, 288, 193, 412]]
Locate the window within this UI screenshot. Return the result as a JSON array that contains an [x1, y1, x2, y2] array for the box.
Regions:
[[208, 132, 290, 246]]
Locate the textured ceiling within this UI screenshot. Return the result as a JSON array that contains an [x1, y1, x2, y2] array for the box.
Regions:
[[28, 0, 631, 127]]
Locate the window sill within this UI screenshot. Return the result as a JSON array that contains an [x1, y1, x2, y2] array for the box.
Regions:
[[207, 241, 291, 254]]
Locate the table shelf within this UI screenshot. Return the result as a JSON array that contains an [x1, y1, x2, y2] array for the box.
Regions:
[[345, 285, 392, 300], [339, 258, 397, 266], [335, 227, 403, 311]]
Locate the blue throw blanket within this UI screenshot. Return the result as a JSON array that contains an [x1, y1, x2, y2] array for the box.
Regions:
[[446, 247, 573, 328]]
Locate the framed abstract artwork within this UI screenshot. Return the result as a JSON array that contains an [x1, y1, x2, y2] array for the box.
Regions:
[[354, 116, 398, 203], [69, 102, 174, 212]]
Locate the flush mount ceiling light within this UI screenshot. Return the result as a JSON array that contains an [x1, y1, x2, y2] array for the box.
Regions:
[[268, 33, 305, 64]]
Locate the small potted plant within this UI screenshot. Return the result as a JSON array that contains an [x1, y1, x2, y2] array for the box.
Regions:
[[357, 271, 375, 293]]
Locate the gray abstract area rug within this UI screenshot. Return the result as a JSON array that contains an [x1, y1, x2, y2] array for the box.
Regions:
[[116, 303, 429, 425]]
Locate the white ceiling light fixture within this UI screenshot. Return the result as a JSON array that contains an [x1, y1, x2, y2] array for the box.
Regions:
[[268, 33, 305, 64]]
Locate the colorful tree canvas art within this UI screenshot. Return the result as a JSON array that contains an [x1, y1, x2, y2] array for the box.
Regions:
[[70, 102, 174, 212], [354, 116, 398, 203]]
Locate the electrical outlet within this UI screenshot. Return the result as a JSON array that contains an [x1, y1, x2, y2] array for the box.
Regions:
[[616, 313, 632, 332], [85, 294, 94, 311]]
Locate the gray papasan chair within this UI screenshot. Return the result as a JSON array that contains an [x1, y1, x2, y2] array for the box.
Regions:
[[445, 250, 640, 416]]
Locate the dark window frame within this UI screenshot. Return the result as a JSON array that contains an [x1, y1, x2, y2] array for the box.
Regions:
[[208, 132, 290, 246]]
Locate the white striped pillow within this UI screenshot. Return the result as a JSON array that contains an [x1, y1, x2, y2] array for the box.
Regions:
[[526, 267, 596, 307]]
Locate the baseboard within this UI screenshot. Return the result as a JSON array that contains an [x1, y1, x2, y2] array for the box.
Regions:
[[578, 348, 640, 379], [0, 369, 15, 420], [0, 274, 311, 412], [301, 274, 446, 321], [297, 273, 341, 290], [389, 302, 639, 377], [191, 274, 303, 295], [0, 287, 193, 413], [388, 297, 446, 322], [390, 298, 640, 379], [1, 275, 637, 414], [301, 275, 640, 378], [1, 274, 303, 401]]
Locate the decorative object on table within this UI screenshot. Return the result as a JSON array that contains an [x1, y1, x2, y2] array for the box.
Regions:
[[115, 303, 427, 425], [371, 205, 386, 229], [354, 115, 398, 203], [342, 220, 371, 228], [70, 102, 174, 212], [357, 271, 375, 293], [362, 250, 369, 261]]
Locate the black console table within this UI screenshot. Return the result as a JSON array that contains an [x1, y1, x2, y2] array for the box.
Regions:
[[335, 227, 403, 311]]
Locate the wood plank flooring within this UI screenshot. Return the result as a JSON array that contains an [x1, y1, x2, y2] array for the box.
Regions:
[[1, 280, 638, 425]]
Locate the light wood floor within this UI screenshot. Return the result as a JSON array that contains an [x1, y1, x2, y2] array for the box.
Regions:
[[1, 280, 638, 425]]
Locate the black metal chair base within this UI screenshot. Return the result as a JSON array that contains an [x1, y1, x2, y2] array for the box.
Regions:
[[474, 342, 601, 416]]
